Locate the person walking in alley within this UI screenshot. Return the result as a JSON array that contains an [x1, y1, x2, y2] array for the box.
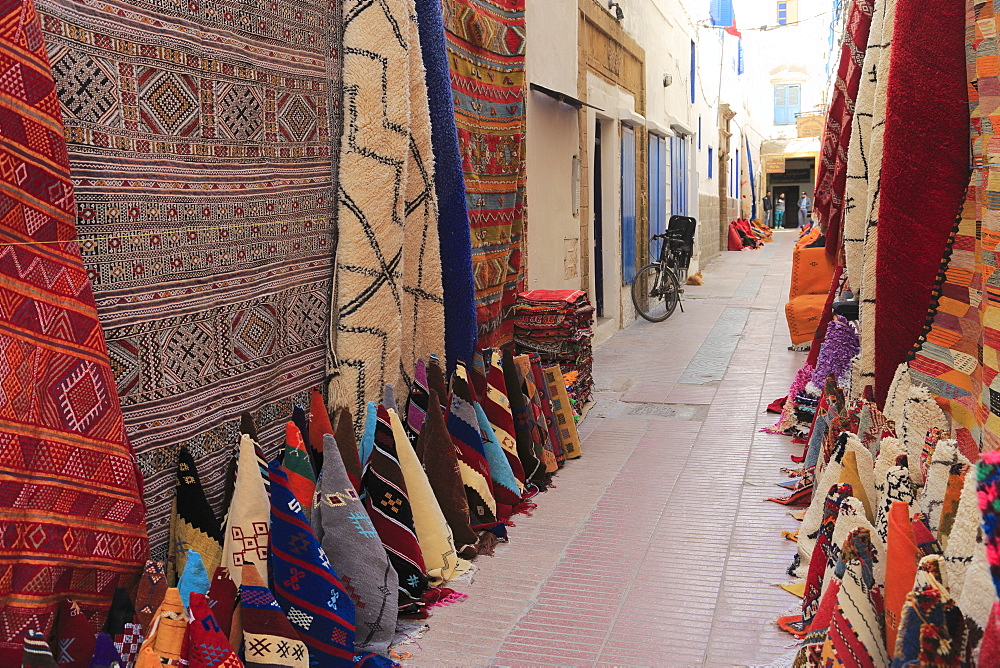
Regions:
[[763, 191, 772, 228], [774, 194, 785, 228], [798, 193, 810, 228]]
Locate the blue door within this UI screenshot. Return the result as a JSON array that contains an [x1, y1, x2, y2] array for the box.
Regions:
[[621, 125, 637, 284], [648, 135, 667, 260], [670, 134, 688, 217]]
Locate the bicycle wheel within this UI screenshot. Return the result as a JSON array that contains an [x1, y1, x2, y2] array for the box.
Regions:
[[631, 263, 680, 322]]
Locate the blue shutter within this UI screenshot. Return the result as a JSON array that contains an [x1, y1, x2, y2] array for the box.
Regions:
[[621, 126, 637, 284], [671, 135, 688, 217], [648, 135, 667, 259], [690, 41, 696, 104], [788, 84, 801, 118], [738, 41, 745, 75], [774, 85, 788, 125], [710, 0, 734, 26], [708, 146, 713, 179], [746, 136, 757, 220]]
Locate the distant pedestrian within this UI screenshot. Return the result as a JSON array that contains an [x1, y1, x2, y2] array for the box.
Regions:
[[798, 193, 811, 228], [774, 194, 785, 227], [762, 191, 773, 228]]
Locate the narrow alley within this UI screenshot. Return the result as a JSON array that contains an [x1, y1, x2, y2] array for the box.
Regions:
[[407, 231, 802, 667]]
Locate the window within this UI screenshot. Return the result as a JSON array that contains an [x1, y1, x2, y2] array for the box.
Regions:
[[708, 147, 713, 179], [777, 0, 798, 25], [774, 84, 801, 125], [690, 41, 696, 104]]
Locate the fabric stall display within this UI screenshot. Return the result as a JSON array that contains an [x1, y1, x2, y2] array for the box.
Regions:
[[513, 290, 595, 411], [330, 0, 446, 429], [784, 245, 836, 346], [0, 0, 149, 656], [726, 219, 765, 250], [443, 0, 528, 348]]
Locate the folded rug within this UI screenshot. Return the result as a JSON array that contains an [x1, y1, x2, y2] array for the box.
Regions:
[[502, 350, 547, 485], [333, 407, 364, 494], [169, 447, 224, 584], [52, 599, 96, 668], [482, 351, 528, 492], [313, 434, 397, 656], [358, 402, 378, 476], [134, 561, 168, 638], [802, 484, 854, 628], [135, 588, 187, 668], [388, 410, 469, 585], [427, 356, 450, 409], [406, 360, 431, 439], [362, 406, 428, 615], [89, 633, 123, 668], [516, 354, 558, 473], [530, 354, 565, 465], [177, 550, 209, 609], [22, 629, 58, 668], [417, 389, 478, 558], [103, 587, 140, 667], [206, 567, 238, 640], [239, 563, 309, 668], [269, 465, 356, 665], [892, 555, 968, 665], [186, 593, 241, 668], [308, 390, 332, 472], [281, 421, 317, 516], [221, 435, 271, 589]]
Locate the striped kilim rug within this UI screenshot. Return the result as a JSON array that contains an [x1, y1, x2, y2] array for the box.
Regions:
[[443, 0, 527, 348], [0, 0, 148, 657], [37, 0, 344, 557]]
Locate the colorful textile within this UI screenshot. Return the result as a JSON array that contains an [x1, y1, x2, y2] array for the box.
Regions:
[[206, 567, 237, 640], [414, 0, 477, 372], [407, 360, 431, 441], [502, 350, 546, 486], [89, 633, 123, 668], [449, 365, 500, 531], [52, 599, 96, 668], [103, 587, 140, 667], [169, 448, 224, 584], [427, 356, 450, 409], [514, 291, 594, 406], [331, 0, 446, 418], [884, 502, 919, 653], [0, 0, 149, 650], [443, 0, 527, 347], [269, 464, 356, 666], [308, 391, 332, 457], [978, 451, 1000, 600], [239, 564, 308, 668], [808, 317, 860, 392], [135, 588, 187, 668], [186, 593, 241, 668], [38, 0, 342, 560], [313, 434, 397, 656], [873, 0, 969, 405], [529, 354, 565, 466], [516, 354, 558, 472], [23, 629, 58, 668], [802, 484, 854, 627], [362, 406, 428, 614], [389, 409, 468, 585], [221, 435, 270, 589], [281, 422, 317, 516], [333, 408, 363, 494], [814, 0, 875, 256], [891, 555, 967, 666], [481, 352, 527, 491], [358, 403, 378, 476], [134, 562, 167, 641], [177, 551, 209, 609], [417, 389, 478, 558], [473, 399, 522, 514]]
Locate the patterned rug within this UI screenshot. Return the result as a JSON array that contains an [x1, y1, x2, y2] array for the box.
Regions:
[[0, 0, 148, 656], [442, 0, 527, 348], [37, 0, 344, 558], [873, 0, 969, 404], [331, 0, 446, 425]]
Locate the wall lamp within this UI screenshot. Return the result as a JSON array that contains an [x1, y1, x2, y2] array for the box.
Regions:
[[663, 74, 673, 87], [608, 1, 624, 21]]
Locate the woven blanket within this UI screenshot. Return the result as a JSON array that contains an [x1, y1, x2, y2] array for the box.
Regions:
[[417, 389, 478, 557], [52, 598, 96, 668], [802, 484, 854, 627], [312, 434, 397, 656], [448, 366, 500, 532], [269, 465, 356, 666], [443, 0, 527, 347], [38, 0, 343, 559], [406, 359, 430, 439], [502, 350, 546, 485], [281, 422, 316, 516], [168, 448, 224, 585], [873, 0, 969, 405], [221, 435, 270, 589], [206, 567, 237, 639], [0, 0, 148, 654], [135, 588, 186, 667], [187, 593, 241, 668], [331, 0, 446, 422], [239, 563, 308, 668], [415, 0, 477, 371], [362, 406, 428, 615], [892, 555, 968, 665], [134, 561, 167, 637], [104, 587, 140, 666], [813, 0, 874, 255]]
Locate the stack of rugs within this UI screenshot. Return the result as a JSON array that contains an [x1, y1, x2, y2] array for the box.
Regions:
[[728, 218, 771, 251], [513, 290, 595, 412], [14, 351, 584, 666]]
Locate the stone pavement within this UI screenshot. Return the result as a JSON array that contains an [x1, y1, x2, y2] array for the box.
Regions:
[[404, 230, 805, 667]]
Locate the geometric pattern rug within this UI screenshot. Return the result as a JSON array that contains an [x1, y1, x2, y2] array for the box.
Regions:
[[37, 0, 343, 557], [443, 0, 527, 348]]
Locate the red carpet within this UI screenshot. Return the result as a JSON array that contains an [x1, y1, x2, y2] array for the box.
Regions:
[[873, 0, 970, 405]]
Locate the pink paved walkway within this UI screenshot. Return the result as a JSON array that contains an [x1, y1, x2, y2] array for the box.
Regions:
[[404, 231, 803, 667]]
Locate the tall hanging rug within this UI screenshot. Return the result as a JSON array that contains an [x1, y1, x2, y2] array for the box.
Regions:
[[442, 0, 527, 348], [37, 0, 344, 558], [0, 0, 148, 659], [330, 0, 446, 423]]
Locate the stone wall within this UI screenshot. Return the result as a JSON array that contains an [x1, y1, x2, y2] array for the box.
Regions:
[[699, 192, 721, 264]]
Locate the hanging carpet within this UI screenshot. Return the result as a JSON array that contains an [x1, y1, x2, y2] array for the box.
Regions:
[[330, 0, 446, 423], [37, 0, 345, 559], [0, 0, 148, 657], [442, 0, 527, 348], [872, 0, 969, 405]]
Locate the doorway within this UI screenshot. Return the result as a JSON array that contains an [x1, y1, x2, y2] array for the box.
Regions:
[[773, 185, 799, 228], [594, 120, 605, 317]]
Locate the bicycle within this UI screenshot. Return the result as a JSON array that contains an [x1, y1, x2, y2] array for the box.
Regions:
[[631, 216, 695, 322]]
